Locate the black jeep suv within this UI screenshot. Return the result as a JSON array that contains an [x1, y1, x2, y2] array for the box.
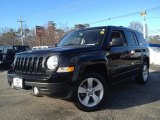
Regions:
[[8, 26, 149, 111], [0, 45, 30, 66]]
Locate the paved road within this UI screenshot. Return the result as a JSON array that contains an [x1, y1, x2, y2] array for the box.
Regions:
[[0, 65, 160, 120]]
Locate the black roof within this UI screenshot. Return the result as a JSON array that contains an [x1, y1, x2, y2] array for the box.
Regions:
[[76, 25, 140, 33]]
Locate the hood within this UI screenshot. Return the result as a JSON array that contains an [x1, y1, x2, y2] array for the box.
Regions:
[[17, 46, 102, 55]]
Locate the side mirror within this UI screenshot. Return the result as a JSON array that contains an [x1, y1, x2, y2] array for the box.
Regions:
[[0, 50, 2, 52], [110, 38, 124, 47], [55, 43, 58, 47]]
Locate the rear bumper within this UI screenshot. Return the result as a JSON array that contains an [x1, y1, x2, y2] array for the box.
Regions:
[[8, 71, 74, 98]]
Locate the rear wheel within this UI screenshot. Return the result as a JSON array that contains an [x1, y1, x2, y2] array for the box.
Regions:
[[136, 62, 149, 84], [74, 72, 107, 111]]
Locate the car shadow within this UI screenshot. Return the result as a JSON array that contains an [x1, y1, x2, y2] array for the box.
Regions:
[[102, 70, 160, 110]]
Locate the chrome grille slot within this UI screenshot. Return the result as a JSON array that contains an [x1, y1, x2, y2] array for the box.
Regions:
[[24, 57, 28, 73], [28, 57, 33, 73], [32, 57, 38, 73], [17, 57, 21, 70], [20, 57, 24, 72], [37, 57, 43, 72]]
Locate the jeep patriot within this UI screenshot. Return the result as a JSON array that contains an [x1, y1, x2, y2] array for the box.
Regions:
[[8, 26, 149, 111]]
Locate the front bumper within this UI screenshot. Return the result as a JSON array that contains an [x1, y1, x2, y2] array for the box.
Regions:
[[8, 70, 74, 98]]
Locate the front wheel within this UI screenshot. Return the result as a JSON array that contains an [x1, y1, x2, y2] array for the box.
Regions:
[[74, 72, 107, 111], [136, 62, 149, 84]]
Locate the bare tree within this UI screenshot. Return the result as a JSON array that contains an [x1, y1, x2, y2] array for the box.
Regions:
[[74, 24, 90, 29], [0, 21, 71, 47], [128, 21, 143, 34], [46, 21, 56, 45], [0, 28, 18, 45]]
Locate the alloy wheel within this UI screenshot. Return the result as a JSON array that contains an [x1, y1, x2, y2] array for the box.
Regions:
[[78, 78, 104, 107]]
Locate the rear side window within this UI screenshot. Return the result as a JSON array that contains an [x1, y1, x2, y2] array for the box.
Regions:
[[124, 31, 137, 46], [135, 32, 146, 45]]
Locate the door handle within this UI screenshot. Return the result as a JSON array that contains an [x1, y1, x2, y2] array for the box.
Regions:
[[130, 50, 135, 55]]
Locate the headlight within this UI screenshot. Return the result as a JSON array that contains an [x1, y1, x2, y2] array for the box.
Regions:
[[46, 56, 58, 70]]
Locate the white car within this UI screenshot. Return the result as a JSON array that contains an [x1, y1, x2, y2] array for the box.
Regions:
[[32, 46, 53, 50]]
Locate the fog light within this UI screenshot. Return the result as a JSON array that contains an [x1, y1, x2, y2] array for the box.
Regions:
[[32, 87, 40, 96]]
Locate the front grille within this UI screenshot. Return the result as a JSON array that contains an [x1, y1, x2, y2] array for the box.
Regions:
[[14, 55, 48, 75]]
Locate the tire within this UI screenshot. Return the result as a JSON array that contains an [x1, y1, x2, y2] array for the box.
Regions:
[[74, 72, 108, 112], [136, 62, 149, 84]]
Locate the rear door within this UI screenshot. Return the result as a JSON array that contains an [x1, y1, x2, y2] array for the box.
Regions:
[[123, 30, 142, 75], [107, 29, 139, 83]]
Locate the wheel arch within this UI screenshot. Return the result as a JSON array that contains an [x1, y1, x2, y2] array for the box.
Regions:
[[80, 63, 109, 83]]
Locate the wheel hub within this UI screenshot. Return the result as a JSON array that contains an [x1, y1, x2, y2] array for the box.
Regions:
[[87, 88, 94, 96]]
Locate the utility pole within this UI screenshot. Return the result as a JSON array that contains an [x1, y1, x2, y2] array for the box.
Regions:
[[17, 17, 26, 45], [140, 11, 147, 40]]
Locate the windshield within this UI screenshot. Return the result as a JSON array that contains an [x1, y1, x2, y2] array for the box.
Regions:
[[57, 28, 106, 47]]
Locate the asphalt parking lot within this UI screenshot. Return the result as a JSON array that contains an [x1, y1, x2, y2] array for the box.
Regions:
[[0, 65, 160, 120]]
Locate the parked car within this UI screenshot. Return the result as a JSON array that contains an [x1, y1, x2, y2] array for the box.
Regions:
[[0, 45, 30, 66], [32, 46, 53, 50], [0, 51, 5, 65], [8, 26, 149, 111]]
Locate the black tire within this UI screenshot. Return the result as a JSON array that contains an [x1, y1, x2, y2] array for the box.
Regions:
[[136, 62, 149, 84], [74, 72, 108, 112]]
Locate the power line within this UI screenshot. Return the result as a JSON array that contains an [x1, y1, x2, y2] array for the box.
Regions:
[[147, 6, 160, 12], [90, 12, 140, 24], [90, 6, 160, 25], [26, 0, 97, 21]]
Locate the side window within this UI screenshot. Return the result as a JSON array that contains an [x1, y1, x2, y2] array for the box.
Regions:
[[124, 31, 137, 46], [135, 32, 146, 45], [110, 30, 126, 46]]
